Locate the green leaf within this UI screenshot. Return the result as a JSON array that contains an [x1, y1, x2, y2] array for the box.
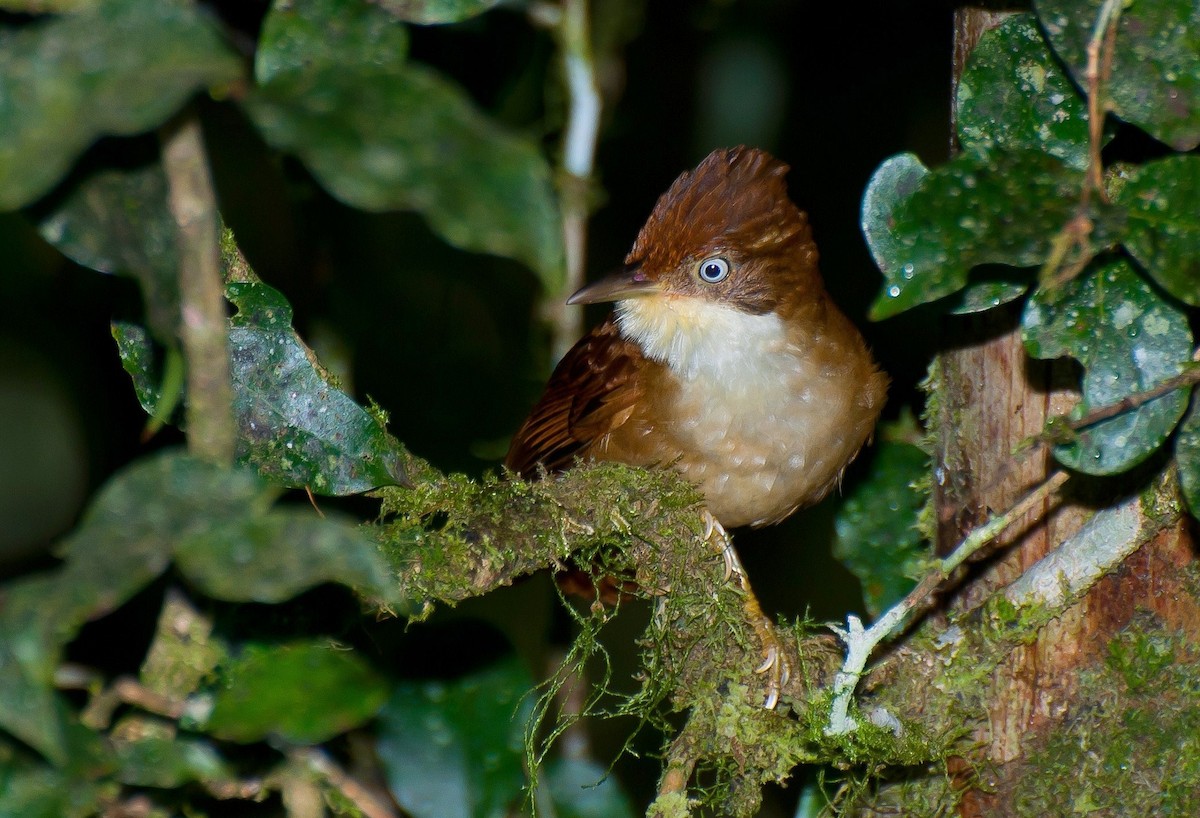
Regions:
[[948, 279, 1030, 315], [0, 452, 269, 762], [174, 509, 402, 606], [1115, 155, 1200, 306], [194, 641, 388, 744], [377, 657, 533, 818], [246, 0, 563, 287], [375, 0, 502, 25], [111, 322, 162, 416], [112, 716, 233, 789], [38, 162, 179, 340], [0, 0, 242, 209], [1036, 0, 1200, 151], [1023, 259, 1193, 475], [0, 764, 104, 818], [833, 439, 930, 618], [255, 0, 410, 85], [957, 14, 1093, 170], [547, 757, 636, 818], [868, 150, 1121, 320], [1174, 398, 1200, 519], [227, 280, 412, 494], [861, 151, 928, 288]]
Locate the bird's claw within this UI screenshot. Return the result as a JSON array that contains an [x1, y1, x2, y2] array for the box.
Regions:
[[752, 627, 792, 709]]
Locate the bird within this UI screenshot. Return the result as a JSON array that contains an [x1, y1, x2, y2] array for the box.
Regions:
[[506, 146, 887, 704]]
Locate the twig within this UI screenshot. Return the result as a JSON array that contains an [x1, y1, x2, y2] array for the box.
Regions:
[[1039, 0, 1123, 290], [826, 470, 1070, 735], [1083, 0, 1123, 202], [1068, 364, 1200, 431], [290, 746, 399, 818], [539, 0, 602, 362], [161, 110, 236, 465]]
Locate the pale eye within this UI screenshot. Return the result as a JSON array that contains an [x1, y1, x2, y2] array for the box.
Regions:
[[697, 256, 730, 284]]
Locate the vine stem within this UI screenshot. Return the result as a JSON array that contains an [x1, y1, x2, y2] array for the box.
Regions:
[[826, 470, 1070, 735], [161, 110, 235, 465], [536, 0, 601, 362]]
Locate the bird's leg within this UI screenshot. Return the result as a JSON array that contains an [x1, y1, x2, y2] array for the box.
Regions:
[[701, 510, 790, 709]]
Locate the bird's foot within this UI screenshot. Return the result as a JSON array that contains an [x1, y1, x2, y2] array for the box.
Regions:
[[701, 509, 791, 709]]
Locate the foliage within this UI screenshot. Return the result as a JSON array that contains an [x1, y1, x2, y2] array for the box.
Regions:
[[865, 8, 1200, 489], [2, 0, 1200, 816]]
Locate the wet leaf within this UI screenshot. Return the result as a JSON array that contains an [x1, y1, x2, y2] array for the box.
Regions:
[[833, 439, 930, 618], [0, 0, 242, 209], [948, 278, 1030, 316], [868, 150, 1123, 320], [1036, 0, 1200, 151], [1174, 398, 1200, 519], [227, 280, 411, 493], [1114, 155, 1200, 306], [861, 151, 928, 288], [377, 656, 532, 818], [1023, 259, 1193, 475], [174, 509, 402, 607], [194, 641, 388, 744], [111, 322, 161, 416], [38, 162, 179, 340], [375, 0, 502, 24], [247, 0, 563, 287], [958, 14, 1093, 170]]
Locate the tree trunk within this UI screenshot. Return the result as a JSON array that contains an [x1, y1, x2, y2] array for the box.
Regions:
[[934, 8, 1199, 814]]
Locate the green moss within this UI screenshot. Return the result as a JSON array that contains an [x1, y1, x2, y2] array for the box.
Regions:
[[1010, 612, 1200, 817]]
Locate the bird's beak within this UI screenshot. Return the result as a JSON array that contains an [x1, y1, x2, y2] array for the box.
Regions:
[[566, 264, 661, 305]]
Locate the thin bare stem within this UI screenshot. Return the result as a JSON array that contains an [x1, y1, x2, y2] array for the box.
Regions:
[[542, 0, 601, 362], [826, 470, 1070, 735], [1083, 0, 1124, 202], [291, 746, 400, 818], [161, 110, 235, 465]]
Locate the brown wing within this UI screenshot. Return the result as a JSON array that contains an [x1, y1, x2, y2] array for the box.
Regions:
[[505, 316, 647, 476]]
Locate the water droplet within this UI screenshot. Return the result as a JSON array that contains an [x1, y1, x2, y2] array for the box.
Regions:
[[888, 285, 901, 298], [902, 262, 915, 279]]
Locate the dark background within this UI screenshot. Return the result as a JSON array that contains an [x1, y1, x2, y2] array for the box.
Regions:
[[0, 0, 952, 809]]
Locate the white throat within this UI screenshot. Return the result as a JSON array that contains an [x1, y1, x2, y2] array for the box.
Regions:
[[614, 296, 791, 383]]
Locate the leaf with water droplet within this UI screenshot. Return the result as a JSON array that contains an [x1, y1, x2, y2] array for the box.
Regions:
[[949, 277, 1030, 315], [1035, 0, 1200, 151], [866, 150, 1124, 320], [958, 14, 1096, 170], [1023, 259, 1192, 474], [377, 655, 532, 818], [1115, 155, 1200, 306], [227, 279, 412, 494]]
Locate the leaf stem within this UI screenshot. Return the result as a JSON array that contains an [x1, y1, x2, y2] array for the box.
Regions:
[[161, 110, 235, 465]]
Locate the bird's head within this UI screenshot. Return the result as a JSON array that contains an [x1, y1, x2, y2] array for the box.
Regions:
[[567, 146, 823, 321]]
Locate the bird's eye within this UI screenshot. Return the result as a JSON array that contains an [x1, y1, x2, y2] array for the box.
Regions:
[[697, 256, 730, 284]]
